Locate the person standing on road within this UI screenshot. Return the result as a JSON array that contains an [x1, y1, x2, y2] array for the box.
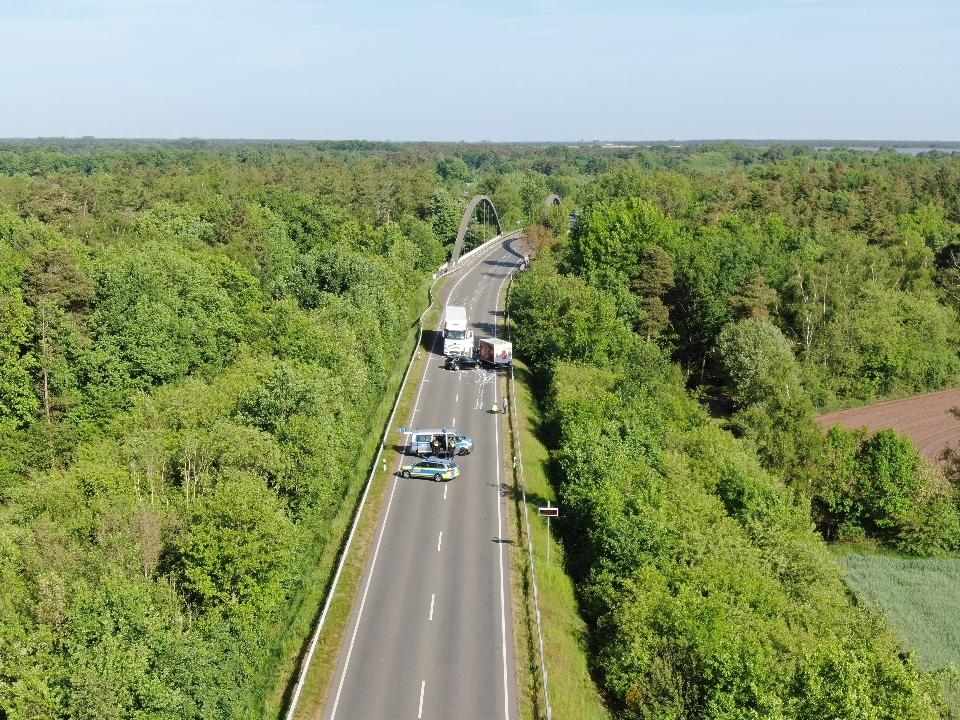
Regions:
[[502, 396, 509, 415]]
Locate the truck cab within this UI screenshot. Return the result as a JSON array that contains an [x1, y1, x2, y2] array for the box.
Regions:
[[443, 305, 474, 356]]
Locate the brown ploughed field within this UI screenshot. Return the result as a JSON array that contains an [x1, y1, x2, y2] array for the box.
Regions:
[[817, 388, 960, 462]]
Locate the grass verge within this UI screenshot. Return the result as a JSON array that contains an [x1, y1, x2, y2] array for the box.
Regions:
[[259, 277, 442, 719], [507, 357, 610, 720]]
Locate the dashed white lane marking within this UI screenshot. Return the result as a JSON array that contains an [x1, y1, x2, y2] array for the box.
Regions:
[[437, 531, 443, 552], [455, 392, 459, 402], [429, 593, 435, 621], [326, 240, 504, 720], [443, 485, 448, 500], [418, 681, 425, 719], [452, 416, 456, 426]]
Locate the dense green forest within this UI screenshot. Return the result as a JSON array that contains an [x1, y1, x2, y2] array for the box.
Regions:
[[3, 139, 960, 717], [0, 140, 579, 717], [510, 148, 960, 717]]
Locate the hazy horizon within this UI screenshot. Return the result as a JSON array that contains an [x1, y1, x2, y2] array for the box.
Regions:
[[2, 137, 959, 145]]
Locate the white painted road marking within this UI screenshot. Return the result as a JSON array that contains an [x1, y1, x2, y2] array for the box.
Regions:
[[429, 593, 435, 621], [493, 264, 513, 720], [418, 681, 425, 719], [326, 240, 503, 720], [437, 531, 443, 552], [443, 485, 447, 500]]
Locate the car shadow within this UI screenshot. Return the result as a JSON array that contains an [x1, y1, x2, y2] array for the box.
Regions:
[[396, 472, 455, 483]]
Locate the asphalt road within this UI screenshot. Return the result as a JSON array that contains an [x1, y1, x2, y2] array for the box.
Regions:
[[322, 236, 524, 720]]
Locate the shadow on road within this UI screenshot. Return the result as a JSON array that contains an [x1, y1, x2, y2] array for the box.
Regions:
[[420, 328, 442, 354], [483, 258, 519, 269]]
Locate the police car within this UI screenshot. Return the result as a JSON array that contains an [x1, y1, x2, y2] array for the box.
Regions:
[[399, 456, 461, 481]]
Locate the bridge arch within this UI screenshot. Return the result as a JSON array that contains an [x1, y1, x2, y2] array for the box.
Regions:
[[449, 195, 503, 267], [544, 193, 562, 208]]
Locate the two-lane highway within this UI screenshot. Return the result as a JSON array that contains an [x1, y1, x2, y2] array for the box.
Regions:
[[323, 237, 524, 719]]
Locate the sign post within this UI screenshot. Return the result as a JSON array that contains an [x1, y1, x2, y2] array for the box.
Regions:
[[538, 502, 559, 564]]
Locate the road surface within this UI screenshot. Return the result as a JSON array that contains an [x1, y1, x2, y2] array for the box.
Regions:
[[322, 236, 524, 720]]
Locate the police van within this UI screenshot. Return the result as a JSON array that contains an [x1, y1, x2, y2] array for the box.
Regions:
[[397, 427, 473, 458]]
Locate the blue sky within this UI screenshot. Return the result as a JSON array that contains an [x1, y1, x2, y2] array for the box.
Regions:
[[0, 0, 957, 140]]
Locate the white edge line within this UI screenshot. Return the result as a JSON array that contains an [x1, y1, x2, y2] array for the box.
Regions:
[[493, 263, 513, 720], [284, 235, 507, 720], [505, 248, 554, 719], [322, 238, 507, 720]]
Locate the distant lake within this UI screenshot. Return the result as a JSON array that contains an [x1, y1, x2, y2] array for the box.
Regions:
[[894, 147, 960, 155], [815, 145, 960, 155]]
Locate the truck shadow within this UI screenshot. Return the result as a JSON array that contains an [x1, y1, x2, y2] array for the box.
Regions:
[[420, 328, 443, 354]]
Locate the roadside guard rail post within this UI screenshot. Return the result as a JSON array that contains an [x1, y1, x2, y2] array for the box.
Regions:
[[505, 252, 554, 720], [284, 231, 514, 720]]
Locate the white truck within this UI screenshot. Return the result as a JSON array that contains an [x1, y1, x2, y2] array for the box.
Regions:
[[477, 338, 513, 367], [442, 305, 474, 356]]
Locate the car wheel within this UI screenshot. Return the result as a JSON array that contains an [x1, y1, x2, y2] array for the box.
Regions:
[[401, 470, 411, 478]]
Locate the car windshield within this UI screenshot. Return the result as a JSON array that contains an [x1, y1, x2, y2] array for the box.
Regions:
[[446, 330, 467, 340]]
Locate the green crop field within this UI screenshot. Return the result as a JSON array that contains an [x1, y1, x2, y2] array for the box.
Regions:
[[840, 554, 960, 671]]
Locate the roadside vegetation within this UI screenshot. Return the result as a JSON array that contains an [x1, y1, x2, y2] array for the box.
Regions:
[[0, 147, 453, 717], [509, 146, 960, 717], [508, 358, 610, 720], [4, 138, 960, 717], [0, 140, 562, 718]]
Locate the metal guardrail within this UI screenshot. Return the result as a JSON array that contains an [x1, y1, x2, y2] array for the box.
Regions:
[[505, 264, 554, 720]]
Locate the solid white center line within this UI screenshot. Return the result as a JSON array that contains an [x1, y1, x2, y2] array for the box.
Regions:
[[437, 531, 443, 552], [429, 593, 435, 621], [418, 680, 425, 719]]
